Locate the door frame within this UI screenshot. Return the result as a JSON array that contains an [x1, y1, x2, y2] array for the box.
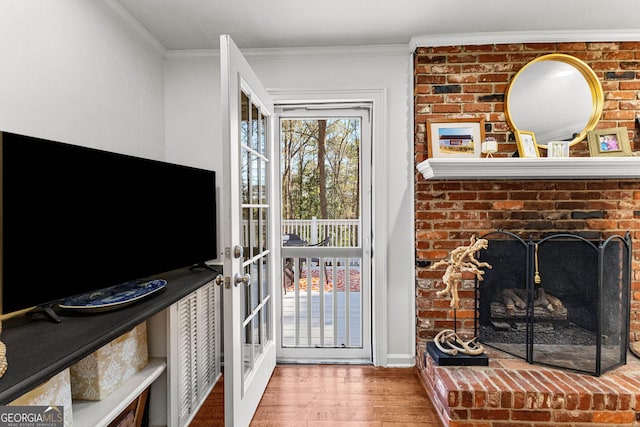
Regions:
[[269, 88, 388, 366], [276, 105, 372, 362]]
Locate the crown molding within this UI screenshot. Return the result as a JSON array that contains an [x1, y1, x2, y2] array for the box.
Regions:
[[105, 0, 167, 55], [165, 43, 409, 60], [410, 29, 640, 51], [165, 49, 220, 59], [242, 43, 409, 59]]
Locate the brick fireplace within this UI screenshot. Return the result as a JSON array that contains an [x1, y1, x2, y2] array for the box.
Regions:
[[414, 41, 640, 426]]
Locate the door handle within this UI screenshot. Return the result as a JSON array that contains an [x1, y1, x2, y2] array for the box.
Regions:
[[233, 245, 243, 259], [214, 274, 224, 286], [234, 273, 251, 287]]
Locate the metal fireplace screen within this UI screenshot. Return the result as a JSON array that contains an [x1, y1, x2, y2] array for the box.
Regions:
[[475, 230, 631, 376]]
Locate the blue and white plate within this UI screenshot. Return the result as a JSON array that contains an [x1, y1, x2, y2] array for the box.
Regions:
[[58, 279, 167, 312]]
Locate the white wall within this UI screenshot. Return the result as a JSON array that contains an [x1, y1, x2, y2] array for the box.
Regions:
[[248, 47, 414, 366], [0, 0, 165, 159], [164, 45, 415, 365], [164, 53, 221, 172], [164, 53, 224, 262], [0, 1, 415, 364]]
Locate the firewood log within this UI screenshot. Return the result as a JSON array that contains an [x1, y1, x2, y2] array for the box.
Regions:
[[503, 288, 526, 309], [534, 287, 554, 312], [546, 293, 564, 309], [501, 290, 515, 315]]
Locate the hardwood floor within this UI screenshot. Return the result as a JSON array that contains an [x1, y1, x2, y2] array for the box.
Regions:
[[189, 365, 443, 426]]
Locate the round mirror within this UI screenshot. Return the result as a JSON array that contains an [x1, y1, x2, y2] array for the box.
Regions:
[[505, 53, 604, 148]]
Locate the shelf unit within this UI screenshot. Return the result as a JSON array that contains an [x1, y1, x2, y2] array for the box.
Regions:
[[73, 358, 166, 427], [0, 267, 220, 427]]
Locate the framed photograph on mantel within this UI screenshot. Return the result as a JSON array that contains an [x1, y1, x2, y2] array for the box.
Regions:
[[515, 130, 540, 158], [587, 127, 632, 157], [427, 117, 485, 158]]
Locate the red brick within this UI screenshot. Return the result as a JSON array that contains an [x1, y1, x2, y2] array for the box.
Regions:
[[468, 409, 510, 420], [553, 410, 593, 423], [492, 201, 525, 210], [511, 410, 552, 421], [513, 391, 526, 409], [592, 410, 636, 424], [461, 390, 475, 408], [449, 422, 491, 427], [451, 408, 470, 420]]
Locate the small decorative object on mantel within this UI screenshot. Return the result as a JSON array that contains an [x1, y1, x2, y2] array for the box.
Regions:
[[515, 130, 540, 158], [587, 127, 632, 157], [427, 236, 492, 366], [481, 137, 498, 158], [547, 140, 570, 158]]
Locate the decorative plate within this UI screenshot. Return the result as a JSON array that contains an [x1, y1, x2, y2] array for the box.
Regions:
[[58, 279, 167, 312]]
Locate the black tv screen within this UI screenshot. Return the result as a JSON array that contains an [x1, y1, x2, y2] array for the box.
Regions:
[[1, 131, 217, 315]]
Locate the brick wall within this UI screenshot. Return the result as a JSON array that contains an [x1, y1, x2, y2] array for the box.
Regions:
[[414, 42, 640, 351]]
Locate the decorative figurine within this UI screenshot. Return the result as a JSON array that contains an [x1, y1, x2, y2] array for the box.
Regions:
[[430, 235, 492, 356]]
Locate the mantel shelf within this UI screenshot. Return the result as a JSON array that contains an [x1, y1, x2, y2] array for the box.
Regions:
[[416, 157, 640, 180]]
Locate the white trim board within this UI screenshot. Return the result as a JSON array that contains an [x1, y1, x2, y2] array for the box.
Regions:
[[410, 29, 640, 51]]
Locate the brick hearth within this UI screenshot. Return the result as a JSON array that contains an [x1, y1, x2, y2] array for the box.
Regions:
[[417, 347, 640, 426]]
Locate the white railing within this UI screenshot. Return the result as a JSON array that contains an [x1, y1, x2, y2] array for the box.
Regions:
[[282, 217, 359, 247], [281, 249, 363, 348]]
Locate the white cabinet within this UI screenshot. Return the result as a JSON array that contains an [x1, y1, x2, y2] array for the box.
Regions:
[[77, 281, 221, 427], [3, 270, 220, 427], [113, 280, 220, 427], [165, 281, 221, 427]]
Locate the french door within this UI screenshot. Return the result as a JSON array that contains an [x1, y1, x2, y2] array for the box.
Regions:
[[220, 34, 276, 427]]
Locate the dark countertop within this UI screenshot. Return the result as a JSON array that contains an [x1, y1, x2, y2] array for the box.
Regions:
[[0, 265, 220, 404]]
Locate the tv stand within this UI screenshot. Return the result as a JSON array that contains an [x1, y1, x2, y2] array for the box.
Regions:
[[0, 266, 219, 423]]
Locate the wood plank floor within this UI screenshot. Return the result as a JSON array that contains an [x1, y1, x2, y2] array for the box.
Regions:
[[189, 365, 444, 426]]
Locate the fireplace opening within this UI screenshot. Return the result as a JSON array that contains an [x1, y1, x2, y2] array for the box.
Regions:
[[475, 230, 631, 376]]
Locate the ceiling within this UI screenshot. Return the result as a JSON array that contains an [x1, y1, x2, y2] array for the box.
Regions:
[[115, 0, 640, 51]]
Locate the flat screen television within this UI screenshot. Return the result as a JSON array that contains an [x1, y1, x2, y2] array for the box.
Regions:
[[1, 131, 217, 320]]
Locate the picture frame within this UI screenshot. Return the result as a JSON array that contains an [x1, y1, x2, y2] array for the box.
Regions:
[[547, 140, 570, 158], [515, 130, 540, 158], [427, 117, 485, 158], [587, 127, 632, 157]]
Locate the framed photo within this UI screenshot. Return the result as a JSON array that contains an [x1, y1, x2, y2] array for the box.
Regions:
[[587, 127, 632, 157], [427, 117, 485, 158], [547, 140, 570, 158], [515, 130, 540, 158]]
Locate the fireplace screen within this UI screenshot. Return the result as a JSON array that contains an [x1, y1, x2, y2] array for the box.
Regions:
[[475, 230, 631, 376]]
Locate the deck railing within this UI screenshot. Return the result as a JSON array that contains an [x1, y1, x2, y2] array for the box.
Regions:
[[282, 218, 359, 247]]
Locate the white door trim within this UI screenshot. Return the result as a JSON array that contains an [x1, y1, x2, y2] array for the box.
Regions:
[[277, 106, 372, 362], [269, 88, 388, 366]]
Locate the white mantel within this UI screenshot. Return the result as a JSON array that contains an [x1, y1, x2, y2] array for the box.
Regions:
[[417, 157, 640, 180]]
